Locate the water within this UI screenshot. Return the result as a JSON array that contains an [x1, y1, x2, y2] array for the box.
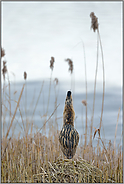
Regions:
[[2, 80, 122, 147]]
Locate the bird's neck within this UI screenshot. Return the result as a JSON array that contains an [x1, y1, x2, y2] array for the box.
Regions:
[[63, 105, 75, 127]]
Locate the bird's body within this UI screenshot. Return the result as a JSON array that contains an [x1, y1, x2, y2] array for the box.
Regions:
[[59, 91, 79, 159]]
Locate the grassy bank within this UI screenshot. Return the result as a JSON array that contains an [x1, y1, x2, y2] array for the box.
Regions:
[[1, 128, 123, 183]]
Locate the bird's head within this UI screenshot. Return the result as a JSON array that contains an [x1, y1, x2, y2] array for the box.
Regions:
[[65, 90, 73, 107], [63, 90, 75, 126]]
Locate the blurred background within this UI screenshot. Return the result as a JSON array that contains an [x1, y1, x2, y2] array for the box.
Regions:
[[1, 1, 122, 146]]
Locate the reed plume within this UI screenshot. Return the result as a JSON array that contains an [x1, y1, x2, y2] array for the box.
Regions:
[[1, 48, 5, 57], [2, 61, 7, 81], [65, 58, 73, 74], [82, 100, 87, 106], [50, 56, 55, 71], [24, 71, 27, 80], [90, 12, 99, 32], [54, 78, 58, 85]]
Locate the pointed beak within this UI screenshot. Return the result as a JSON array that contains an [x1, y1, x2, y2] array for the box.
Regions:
[[67, 91, 71, 97]]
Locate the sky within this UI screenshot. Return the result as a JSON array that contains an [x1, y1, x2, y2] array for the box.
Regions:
[[1, 1, 122, 89]]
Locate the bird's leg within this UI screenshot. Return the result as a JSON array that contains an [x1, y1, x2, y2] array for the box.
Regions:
[[71, 155, 76, 164], [62, 154, 64, 161]]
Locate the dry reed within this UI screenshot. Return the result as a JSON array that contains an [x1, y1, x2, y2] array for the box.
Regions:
[[24, 71, 27, 80], [5, 84, 25, 139], [81, 40, 88, 148], [2, 61, 7, 81], [65, 58, 73, 74], [1, 48, 5, 57], [90, 31, 99, 146]]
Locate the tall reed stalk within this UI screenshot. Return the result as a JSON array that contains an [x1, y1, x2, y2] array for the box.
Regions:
[[5, 84, 25, 139], [97, 28, 105, 130], [81, 41, 88, 147], [90, 32, 99, 146], [90, 12, 105, 150]]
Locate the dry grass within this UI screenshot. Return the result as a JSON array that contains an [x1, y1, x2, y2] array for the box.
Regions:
[[5, 84, 25, 139], [1, 130, 123, 183]]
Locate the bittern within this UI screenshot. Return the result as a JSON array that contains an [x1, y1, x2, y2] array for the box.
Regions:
[[59, 91, 79, 159]]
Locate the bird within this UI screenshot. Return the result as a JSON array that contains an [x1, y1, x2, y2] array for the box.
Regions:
[[59, 90, 79, 159]]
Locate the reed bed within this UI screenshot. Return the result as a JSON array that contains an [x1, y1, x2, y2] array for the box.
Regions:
[[1, 12, 123, 183], [1, 130, 123, 183]]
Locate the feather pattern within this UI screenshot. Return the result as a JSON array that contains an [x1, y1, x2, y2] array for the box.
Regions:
[[59, 124, 79, 159], [59, 91, 79, 159]]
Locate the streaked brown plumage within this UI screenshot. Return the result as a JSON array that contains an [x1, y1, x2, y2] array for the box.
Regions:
[[59, 91, 79, 159]]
